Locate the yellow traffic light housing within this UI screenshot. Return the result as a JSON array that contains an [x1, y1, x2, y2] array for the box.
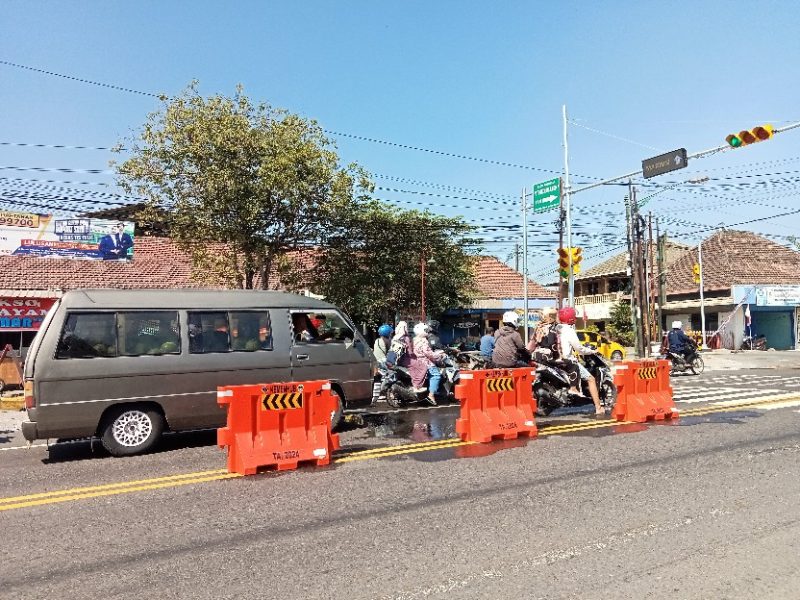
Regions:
[[726, 124, 773, 148], [692, 263, 701, 284], [570, 247, 583, 275], [557, 247, 570, 279]]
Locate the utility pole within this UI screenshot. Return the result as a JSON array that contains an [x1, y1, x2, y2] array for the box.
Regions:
[[562, 105, 574, 306], [514, 243, 521, 272], [648, 213, 657, 345], [557, 207, 565, 307], [698, 240, 706, 349], [624, 186, 638, 352], [634, 191, 650, 356], [656, 221, 665, 337]]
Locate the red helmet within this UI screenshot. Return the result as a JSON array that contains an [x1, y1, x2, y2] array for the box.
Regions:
[[558, 307, 577, 325]]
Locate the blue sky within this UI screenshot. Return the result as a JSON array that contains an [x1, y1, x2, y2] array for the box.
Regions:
[[2, 0, 799, 282]]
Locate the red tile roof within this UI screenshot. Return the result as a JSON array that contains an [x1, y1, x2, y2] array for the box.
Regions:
[[0, 239, 554, 301], [666, 230, 800, 294], [473, 256, 555, 299]]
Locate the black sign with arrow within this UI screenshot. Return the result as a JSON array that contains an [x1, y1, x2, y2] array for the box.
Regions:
[[642, 148, 688, 179]]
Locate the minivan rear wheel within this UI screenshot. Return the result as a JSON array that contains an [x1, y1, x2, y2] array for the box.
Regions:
[[100, 405, 164, 456]]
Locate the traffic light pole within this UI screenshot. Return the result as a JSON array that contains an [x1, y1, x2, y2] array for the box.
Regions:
[[569, 120, 800, 198], [521, 187, 529, 345], [562, 105, 574, 306]]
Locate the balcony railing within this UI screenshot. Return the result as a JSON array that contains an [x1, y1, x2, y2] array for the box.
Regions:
[[574, 292, 623, 306]]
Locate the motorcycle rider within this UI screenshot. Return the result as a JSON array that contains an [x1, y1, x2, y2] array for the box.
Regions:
[[667, 321, 696, 364], [479, 327, 495, 361], [527, 307, 558, 352], [411, 322, 445, 406], [557, 307, 605, 416], [492, 311, 530, 368], [373, 324, 393, 366]]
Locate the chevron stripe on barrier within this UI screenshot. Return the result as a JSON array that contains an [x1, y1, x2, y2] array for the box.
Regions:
[[261, 392, 303, 410], [485, 376, 514, 392], [635, 366, 657, 380]]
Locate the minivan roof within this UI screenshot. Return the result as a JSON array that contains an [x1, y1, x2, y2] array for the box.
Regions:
[[59, 289, 337, 310]]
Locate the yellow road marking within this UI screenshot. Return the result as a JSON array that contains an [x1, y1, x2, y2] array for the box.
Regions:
[[3, 393, 798, 512]]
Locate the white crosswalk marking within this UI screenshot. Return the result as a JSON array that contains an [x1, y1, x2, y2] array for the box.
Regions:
[[711, 392, 800, 409]]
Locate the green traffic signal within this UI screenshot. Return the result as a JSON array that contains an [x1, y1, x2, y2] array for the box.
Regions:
[[726, 134, 742, 148]]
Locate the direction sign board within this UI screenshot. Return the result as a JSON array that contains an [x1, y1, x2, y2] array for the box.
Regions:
[[532, 177, 561, 213], [642, 148, 688, 179]]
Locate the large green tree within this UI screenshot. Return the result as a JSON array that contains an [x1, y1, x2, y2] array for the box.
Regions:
[[283, 201, 480, 328], [113, 83, 371, 289]]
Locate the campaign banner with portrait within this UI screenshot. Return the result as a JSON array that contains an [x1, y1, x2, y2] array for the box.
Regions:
[[0, 211, 134, 261]]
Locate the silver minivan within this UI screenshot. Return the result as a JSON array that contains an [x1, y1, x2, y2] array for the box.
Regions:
[[21, 289, 374, 456]]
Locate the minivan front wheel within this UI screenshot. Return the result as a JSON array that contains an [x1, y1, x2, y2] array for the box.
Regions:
[[100, 405, 164, 456]]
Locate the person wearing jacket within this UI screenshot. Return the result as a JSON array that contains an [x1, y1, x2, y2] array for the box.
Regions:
[[410, 322, 444, 405], [492, 311, 530, 367], [390, 321, 413, 368], [527, 307, 558, 352], [373, 324, 393, 366], [667, 321, 696, 362]]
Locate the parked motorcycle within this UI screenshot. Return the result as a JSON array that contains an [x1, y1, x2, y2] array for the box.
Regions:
[[532, 350, 617, 416], [741, 334, 767, 351], [452, 349, 492, 370], [667, 340, 704, 375], [381, 350, 461, 408]]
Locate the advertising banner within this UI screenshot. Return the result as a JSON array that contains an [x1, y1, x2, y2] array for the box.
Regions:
[[0, 297, 57, 331], [0, 211, 134, 261]]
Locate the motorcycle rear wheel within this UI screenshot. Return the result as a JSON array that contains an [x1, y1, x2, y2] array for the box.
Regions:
[[385, 384, 404, 409], [600, 381, 617, 411]]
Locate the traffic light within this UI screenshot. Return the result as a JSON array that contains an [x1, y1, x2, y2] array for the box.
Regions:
[[570, 247, 583, 275], [557, 247, 569, 279], [692, 263, 701, 284], [726, 125, 773, 148]]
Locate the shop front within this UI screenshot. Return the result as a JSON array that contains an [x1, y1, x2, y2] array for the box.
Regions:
[[732, 285, 799, 350], [0, 294, 59, 355]]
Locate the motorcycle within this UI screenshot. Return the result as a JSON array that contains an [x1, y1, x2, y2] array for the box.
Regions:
[[532, 350, 617, 417], [452, 349, 492, 370], [667, 341, 704, 375], [381, 349, 461, 409], [741, 334, 767, 351]]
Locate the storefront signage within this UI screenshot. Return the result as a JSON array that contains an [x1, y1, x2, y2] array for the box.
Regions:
[[0, 297, 57, 330], [755, 285, 800, 307], [455, 322, 478, 328], [0, 211, 135, 261]]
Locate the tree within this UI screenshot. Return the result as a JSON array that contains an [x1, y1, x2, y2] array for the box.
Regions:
[[113, 83, 371, 289], [283, 201, 480, 328], [606, 300, 635, 347]]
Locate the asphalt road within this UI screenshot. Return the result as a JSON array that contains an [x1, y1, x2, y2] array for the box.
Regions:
[[2, 369, 800, 599]]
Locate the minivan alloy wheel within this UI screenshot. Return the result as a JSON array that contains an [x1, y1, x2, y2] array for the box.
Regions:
[[112, 410, 153, 447]]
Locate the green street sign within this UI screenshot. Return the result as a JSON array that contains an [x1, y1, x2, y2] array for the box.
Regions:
[[532, 177, 562, 213]]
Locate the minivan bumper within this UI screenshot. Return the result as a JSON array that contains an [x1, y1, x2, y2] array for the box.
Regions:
[[21, 419, 38, 442]]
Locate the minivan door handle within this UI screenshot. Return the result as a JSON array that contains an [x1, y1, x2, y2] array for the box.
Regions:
[[296, 354, 310, 361]]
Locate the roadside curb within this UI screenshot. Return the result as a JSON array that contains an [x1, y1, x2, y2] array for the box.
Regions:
[[0, 395, 24, 411]]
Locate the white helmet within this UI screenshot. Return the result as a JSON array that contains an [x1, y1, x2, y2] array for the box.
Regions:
[[502, 311, 519, 327], [413, 322, 429, 337], [671, 321, 682, 329]]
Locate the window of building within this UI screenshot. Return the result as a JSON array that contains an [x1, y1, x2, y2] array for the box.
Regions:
[[188, 312, 230, 353], [229, 311, 273, 351], [587, 281, 600, 295], [57, 313, 118, 358], [119, 311, 180, 356]]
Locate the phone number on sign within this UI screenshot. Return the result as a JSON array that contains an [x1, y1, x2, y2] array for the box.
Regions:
[[0, 213, 40, 228]]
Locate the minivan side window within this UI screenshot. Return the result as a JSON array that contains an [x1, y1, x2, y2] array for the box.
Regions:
[[119, 311, 180, 356], [188, 312, 230, 353], [57, 313, 117, 359], [229, 311, 273, 351], [291, 310, 354, 344]]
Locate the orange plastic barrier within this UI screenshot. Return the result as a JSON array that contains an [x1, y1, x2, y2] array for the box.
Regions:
[[217, 379, 340, 475], [611, 359, 678, 423], [455, 367, 538, 443]]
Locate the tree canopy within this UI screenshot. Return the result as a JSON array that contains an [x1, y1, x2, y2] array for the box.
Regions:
[[114, 83, 371, 289]]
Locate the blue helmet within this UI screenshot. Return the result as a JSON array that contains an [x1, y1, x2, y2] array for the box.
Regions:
[[378, 324, 394, 338]]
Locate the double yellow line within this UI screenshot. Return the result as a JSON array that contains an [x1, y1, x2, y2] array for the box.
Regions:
[[3, 393, 798, 513]]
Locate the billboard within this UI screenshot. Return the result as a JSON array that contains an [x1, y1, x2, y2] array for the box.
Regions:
[[0, 211, 134, 261]]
